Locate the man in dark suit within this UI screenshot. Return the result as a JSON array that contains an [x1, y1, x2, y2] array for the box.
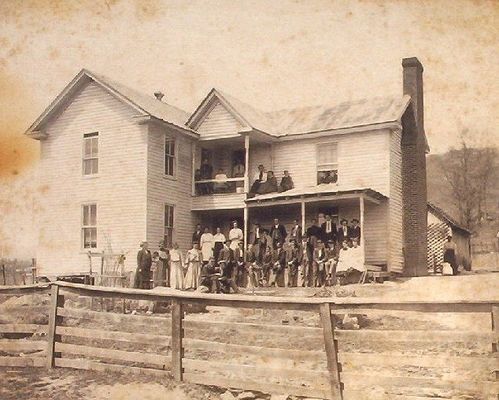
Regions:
[[233, 242, 245, 286], [313, 240, 327, 287], [135, 241, 152, 289], [321, 214, 336, 244], [297, 236, 311, 287], [217, 241, 239, 293], [285, 240, 299, 287], [269, 218, 287, 248], [269, 242, 286, 287], [192, 224, 202, 244], [306, 218, 321, 249], [350, 218, 361, 244], [337, 219, 350, 245], [289, 219, 302, 244]]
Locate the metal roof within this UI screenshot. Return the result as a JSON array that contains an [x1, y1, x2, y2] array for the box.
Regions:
[[427, 202, 471, 235]]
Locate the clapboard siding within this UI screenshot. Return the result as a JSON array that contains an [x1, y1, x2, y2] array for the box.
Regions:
[[197, 101, 243, 139], [191, 194, 246, 211], [37, 81, 147, 275], [271, 130, 391, 196], [146, 124, 195, 254], [389, 129, 404, 273]]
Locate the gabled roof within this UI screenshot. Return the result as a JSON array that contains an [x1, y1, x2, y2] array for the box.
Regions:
[[188, 88, 412, 137], [428, 202, 471, 235], [25, 69, 195, 137]]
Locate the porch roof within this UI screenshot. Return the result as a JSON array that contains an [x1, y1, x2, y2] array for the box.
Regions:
[[245, 184, 386, 207]]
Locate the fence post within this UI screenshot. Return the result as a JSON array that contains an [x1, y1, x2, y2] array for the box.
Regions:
[[47, 284, 65, 368], [319, 303, 343, 399], [492, 306, 498, 393], [171, 298, 184, 381]]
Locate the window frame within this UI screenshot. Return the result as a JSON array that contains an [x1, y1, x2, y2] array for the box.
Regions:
[[315, 141, 339, 184], [82, 132, 99, 176], [81, 203, 98, 250], [164, 136, 177, 178], [163, 203, 175, 248]]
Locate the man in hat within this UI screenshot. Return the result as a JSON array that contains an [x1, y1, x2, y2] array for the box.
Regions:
[[218, 241, 239, 293], [337, 219, 350, 245], [285, 240, 299, 287], [350, 218, 361, 244], [313, 239, 327, 287], [306, 218, 321, 249], [135, 241, 152, 289], [250, 164, 267, 194], [289, 219, 302, 244], [297, 236, 311, 287], [192, 224, 202, 245], [269, 241, 286, 287], [269, 218, 287, 248]]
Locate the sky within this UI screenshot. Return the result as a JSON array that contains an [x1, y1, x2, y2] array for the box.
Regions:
[[0, 0, 498, 258]]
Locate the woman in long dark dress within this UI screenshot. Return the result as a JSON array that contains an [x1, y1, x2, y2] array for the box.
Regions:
[[443, 235, 458, 275]]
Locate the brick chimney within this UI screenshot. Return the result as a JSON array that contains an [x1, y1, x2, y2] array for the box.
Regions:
[[402, 57, 424, 136], [154, 91, 164, 101]]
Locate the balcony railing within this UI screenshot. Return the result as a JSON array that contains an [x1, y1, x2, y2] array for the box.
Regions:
[[195, 177, 245, 196]]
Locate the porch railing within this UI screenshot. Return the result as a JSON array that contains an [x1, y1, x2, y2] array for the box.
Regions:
[[194, 177, 245, 195]]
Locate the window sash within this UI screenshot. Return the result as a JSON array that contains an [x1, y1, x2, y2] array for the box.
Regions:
[[82, 204, 97, 249], [316, 143, 337, 168], [83, 136, 99, 175], [164, 204, 174, 247], [164, 137, 176, 176]]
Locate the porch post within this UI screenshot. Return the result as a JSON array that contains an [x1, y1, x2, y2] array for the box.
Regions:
[[243, 206, 248, 261], [301, 198, 306, 236], [359, 195, 365, 260], [191, 142, 196, 196], [244, 134, 250, 193]]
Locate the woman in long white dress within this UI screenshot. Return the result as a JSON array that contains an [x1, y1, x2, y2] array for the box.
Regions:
[[184, 242, 202, 290], [169, 243, 184, 290], [200, 227, 214, 262]]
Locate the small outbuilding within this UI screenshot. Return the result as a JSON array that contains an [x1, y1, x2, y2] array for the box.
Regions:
[[427, 202, 472, 271]]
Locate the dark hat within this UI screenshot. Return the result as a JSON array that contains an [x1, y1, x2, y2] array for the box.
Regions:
[[351, 218, 359, 223], [340, 218, 348, 224]]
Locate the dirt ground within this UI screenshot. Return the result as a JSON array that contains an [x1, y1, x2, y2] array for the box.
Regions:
[[1, 270, 498, 400]]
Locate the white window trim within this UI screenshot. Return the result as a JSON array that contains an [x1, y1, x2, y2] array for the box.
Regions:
[[163, 203, 175, 247], [82, 132, 100, 177], [81, 203, 98, 250], [164, 135, 178, 180], [315, 141, 339, 184]]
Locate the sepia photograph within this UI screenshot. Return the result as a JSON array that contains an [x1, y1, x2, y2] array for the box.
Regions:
[[0, 1, 498, 399]]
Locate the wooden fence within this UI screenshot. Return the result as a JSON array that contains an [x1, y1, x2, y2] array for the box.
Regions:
[[0, 282, 498, 399]]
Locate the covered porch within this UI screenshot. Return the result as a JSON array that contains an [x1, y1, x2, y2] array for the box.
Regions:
[[245, 186, 388, 267]]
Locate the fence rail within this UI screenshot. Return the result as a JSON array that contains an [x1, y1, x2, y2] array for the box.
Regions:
[[0, 282, 498, 399]]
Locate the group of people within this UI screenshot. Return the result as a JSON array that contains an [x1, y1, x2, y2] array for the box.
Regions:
[[134, 216, 364, 293], [249, 164, 294, 196], [195, 157, 245, 195]]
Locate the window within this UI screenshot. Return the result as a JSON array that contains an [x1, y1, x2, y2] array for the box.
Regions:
[[316, 142, 338, 185], [164, 137, 176, 177], [163, 204, 174, 247], [83, 133, 99, 175], [82, 204, 97, 249]]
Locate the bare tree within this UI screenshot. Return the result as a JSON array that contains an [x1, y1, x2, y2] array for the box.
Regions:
[[440, 140, 497, 231]]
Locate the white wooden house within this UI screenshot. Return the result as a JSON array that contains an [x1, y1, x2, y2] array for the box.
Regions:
[[26, 57, 429, 278]]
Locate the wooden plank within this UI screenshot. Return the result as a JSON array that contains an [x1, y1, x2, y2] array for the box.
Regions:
[[54, 357, 169, 377], [46, 284, 63, 368], [183, 337, 325, 362], [0, 340, 46, 352], [335, 329, 493, 342], [320, 303, 343, 399], [55, 342, 170, 367], [340, 373, 499, 396], [338, 351, 499, 370], [56, 326, 171, 346], [183, 372, 332, 399], [171, 299, 183, 381], [183, 358, 329, 383], [0, 356, 45, 367], [343, 391, 441, 400], [492, 305, 499, 390], [57, 307, 171, 329], [183, 318, 322, 336], [0, 324, 47, 334], [0, 305, 49, 314], [331, 302, 496, 313], [0, 283, 50, 295]]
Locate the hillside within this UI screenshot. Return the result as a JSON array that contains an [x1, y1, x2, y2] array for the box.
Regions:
[[426, 153, 499, 241]]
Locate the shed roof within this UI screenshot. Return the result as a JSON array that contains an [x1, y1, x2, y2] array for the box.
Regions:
[[428, 202, 471, 235]]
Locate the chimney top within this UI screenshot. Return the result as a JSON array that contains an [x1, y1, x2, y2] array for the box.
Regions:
[[154, 91, 164, 101], [402, 57, 423, 71]]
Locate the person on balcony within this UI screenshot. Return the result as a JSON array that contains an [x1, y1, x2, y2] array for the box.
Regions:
[[200, 158, 214, 194], [278, 170, 294, 192], [257, 170, 278, 194], [213, 169, 230, 193], [200, 227, 214, 262], [232, 159, 245, 178], [249, 164, 267, 195], [229, 220, 244, 251], [319, 170, 337, 184]]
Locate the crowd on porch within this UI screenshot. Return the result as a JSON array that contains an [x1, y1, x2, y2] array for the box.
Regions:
[[134, 216, 365, 294]]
